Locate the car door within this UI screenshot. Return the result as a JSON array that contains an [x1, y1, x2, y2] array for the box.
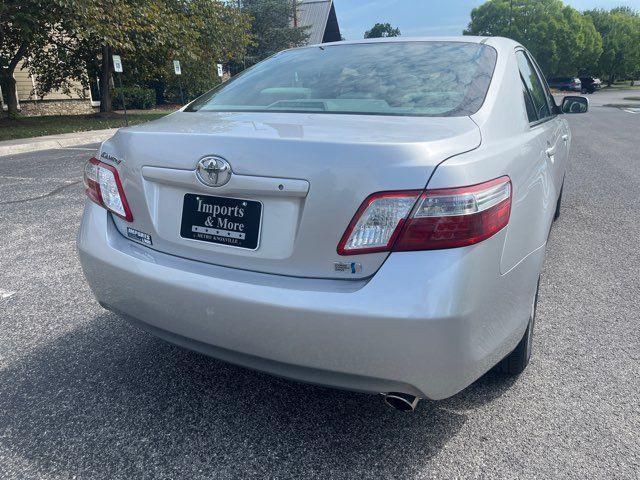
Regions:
[[516, 50, 561, 226], [501, 49, 560, 274], [529, 54, 569, 195]]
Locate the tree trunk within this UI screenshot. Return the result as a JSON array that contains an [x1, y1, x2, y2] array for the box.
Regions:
[[1, 42, 28, 117], [0, 71, 19, 117], [100, 45, 113, 113]]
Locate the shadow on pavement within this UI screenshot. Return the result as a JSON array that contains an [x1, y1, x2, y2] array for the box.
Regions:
[[1, 312, 515, 479]]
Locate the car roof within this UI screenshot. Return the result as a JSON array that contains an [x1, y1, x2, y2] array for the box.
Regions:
[[291, 36, 523, 56]]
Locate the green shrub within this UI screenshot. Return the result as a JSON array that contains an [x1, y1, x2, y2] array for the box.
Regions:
[[112, 87, 156, 110]]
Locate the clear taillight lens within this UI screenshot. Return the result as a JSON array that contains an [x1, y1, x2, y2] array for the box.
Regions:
[[337, 177, 511, 255], [83, 157, 133, 222], [337, 191, 421, 255]]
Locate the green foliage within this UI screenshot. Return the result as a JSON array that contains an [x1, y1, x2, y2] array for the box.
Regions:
[[163, 60, 219, 105], [364, 23, 401, 39], [464, 0, 603, 77], [24, 0, 251, 111], [112, 87, 156, 110], [159, 0, 252, 102], [0, 0, 76, 114], [119, 0, 251, 99], [584, 8, 640, 84], [240, 0, 310, 66]]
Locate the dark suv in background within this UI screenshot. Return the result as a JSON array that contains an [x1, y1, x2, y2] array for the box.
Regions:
[[548, 77, 582, 92], [578, 76, 602, 94]]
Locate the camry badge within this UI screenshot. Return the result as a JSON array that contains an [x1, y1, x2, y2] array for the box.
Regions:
[[196, 156, 232, 187]]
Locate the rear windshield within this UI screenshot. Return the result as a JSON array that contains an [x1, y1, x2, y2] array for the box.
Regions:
[[186, 41, 497, 117]]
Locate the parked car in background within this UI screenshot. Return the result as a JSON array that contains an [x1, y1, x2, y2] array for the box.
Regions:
[[579, 76, 601, 94], [78, 37, 589, 412], [548, 76, 582, 92]]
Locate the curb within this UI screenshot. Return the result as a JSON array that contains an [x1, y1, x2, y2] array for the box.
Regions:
[[0, 129, 117, 157]]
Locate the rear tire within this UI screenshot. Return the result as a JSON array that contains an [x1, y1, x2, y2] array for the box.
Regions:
[[495, 278, 539, 375], [553, 184, 563, 221]]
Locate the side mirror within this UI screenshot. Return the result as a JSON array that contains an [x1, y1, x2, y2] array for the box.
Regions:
[[561, 96, 589, 114]]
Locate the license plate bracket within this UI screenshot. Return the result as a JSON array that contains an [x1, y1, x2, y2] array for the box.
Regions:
[[180, 193, 262, 250]]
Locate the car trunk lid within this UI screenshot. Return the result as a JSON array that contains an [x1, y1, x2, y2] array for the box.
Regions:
[[101, 111, 481, 279]]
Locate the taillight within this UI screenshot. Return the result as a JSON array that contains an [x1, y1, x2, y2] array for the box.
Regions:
[[83, 157, 133, 221], [337, 176, 511, 255]]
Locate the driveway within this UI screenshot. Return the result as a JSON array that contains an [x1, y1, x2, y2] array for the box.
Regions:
[[0, 103, 638, 479]]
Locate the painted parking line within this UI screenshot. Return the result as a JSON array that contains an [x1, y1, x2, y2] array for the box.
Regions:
[[0, 289, 16, 300], [623, 108, 640, 114], [60, 147, 99, 151]]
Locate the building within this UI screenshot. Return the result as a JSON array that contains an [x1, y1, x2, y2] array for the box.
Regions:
[[1, 60, 96, 116], [294, 0, 341, 44]]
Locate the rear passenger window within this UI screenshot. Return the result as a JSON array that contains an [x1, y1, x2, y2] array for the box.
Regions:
[[516, 51, 550, 121]]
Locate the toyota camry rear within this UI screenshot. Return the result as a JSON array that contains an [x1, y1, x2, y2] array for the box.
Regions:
[[78, 37, 579, 409]]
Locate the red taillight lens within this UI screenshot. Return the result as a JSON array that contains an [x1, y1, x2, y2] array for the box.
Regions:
[[83, 157, 133, 222], [337, 177, 511, 255]]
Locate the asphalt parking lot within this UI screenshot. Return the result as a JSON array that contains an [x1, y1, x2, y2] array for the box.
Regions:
[[1, 103, 639, 479]]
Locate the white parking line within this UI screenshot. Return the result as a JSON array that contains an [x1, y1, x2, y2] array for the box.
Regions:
[[60, 147, 99, 151], [0, 289, 16, 300], [623, 108, 640, 114]]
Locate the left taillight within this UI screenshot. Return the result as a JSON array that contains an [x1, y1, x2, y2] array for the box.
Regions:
[[83, 157, 133, 222]]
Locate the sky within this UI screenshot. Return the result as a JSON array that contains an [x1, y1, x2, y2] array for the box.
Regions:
[[332, 0, 640, 40]]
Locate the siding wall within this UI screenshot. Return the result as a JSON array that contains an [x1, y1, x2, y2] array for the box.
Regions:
[[8, 60, 88, 102]]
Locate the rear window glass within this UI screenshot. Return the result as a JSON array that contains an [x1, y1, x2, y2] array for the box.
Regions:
[[186, 41, 497, 117]]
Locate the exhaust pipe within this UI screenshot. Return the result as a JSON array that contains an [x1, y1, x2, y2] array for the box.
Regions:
[[383, 392, 420, 412]]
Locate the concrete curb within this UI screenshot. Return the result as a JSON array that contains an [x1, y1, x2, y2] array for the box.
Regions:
[[0, 128, 117, 157]]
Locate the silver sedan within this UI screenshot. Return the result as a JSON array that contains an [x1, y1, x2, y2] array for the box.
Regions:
[[77, 37, 588, 411]]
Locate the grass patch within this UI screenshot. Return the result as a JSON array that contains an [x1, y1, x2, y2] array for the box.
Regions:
[[603, 82, 640, 91], [0, 112, 168, 142]]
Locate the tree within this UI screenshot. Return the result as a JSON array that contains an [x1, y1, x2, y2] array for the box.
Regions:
[[0, 0, 74, 116], [19, 0, 184, 113], [69, 0, 186, 113], [26, 0, 251, 113], [464, 0, 602, 77], [240, 0, 309, 67], [584, 8, 640, 85], [364, 23, 401, 39], [118, 0, 251, 104], [164, 1, 251, 101]]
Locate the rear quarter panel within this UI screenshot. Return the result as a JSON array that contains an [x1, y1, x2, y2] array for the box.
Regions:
[[428, 38, 555, 292]]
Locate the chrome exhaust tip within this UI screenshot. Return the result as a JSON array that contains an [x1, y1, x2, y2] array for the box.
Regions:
[[383, 392, 420, 412]]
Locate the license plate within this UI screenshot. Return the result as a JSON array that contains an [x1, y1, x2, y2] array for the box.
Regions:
[[180, 194, 262, 250]]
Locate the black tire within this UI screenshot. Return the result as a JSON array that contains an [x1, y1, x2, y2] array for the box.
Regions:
[[553, 184, 563, 221], [495, 278, 539, 375]]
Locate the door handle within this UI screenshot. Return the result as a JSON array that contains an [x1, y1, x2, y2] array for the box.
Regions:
[[546, 146, 556, 158]]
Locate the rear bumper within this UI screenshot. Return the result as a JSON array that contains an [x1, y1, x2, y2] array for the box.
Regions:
[[77, 202, 541, 400]]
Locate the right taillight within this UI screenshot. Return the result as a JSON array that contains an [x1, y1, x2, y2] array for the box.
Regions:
[[337, 176, 511, 255]]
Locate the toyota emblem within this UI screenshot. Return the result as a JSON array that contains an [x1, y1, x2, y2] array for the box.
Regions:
[[196, 156, 232, 187]]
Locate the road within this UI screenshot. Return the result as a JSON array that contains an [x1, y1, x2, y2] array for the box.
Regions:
[[1, 103, 638, 479]]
